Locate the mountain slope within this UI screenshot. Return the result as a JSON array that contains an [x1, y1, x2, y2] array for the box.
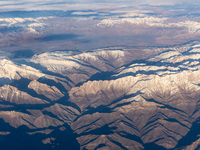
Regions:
[[0, 42, 200, 149]]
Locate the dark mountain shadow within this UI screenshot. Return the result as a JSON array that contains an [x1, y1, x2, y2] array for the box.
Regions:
[[144, 143, 167, 150], [0, 118, 80, 150], [10, 77, 50, 102], [37, 76, 68, 93], [89, 71, 114, 81], [0, 77, 12, 87], [76, 71, 114, 86], [34, 34, 80, 42], [50, 124, 80, 150], [0, 123, 51, 150], [0, 26, 23, 34], [10, 49, 34, 59], [173, 117, 200, 150]]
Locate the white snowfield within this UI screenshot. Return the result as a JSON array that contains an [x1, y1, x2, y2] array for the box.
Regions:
[[0, 59, 44, 80], [97, 15, 200, 33], [0, 17, 53, 33], [30, 49, 126, 73]]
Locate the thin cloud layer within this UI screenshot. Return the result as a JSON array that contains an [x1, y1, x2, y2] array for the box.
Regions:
[[0, 0, 200, 12]]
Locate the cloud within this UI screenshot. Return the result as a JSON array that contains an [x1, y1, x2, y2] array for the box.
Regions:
[[0, 0, 169, 12], [145, 0, 200, 5], [0, 0, 199, 12]]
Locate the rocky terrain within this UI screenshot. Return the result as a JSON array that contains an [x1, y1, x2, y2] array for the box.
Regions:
[[1, 42, 200, 149]]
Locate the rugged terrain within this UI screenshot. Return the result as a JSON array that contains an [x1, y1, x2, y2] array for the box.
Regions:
[[1, 42, 200, 149]]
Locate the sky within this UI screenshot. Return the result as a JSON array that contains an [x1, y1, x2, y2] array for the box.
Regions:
[[0, 0, 200, 12]]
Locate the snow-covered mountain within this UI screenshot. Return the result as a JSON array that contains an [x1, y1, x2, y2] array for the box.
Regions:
[[1, 42, 200, 149]]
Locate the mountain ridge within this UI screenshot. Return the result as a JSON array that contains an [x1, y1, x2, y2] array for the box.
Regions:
[[0, 42, 200, 149]]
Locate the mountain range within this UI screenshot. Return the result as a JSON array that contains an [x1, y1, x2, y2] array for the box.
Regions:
[[0, 41, 200, 149]]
